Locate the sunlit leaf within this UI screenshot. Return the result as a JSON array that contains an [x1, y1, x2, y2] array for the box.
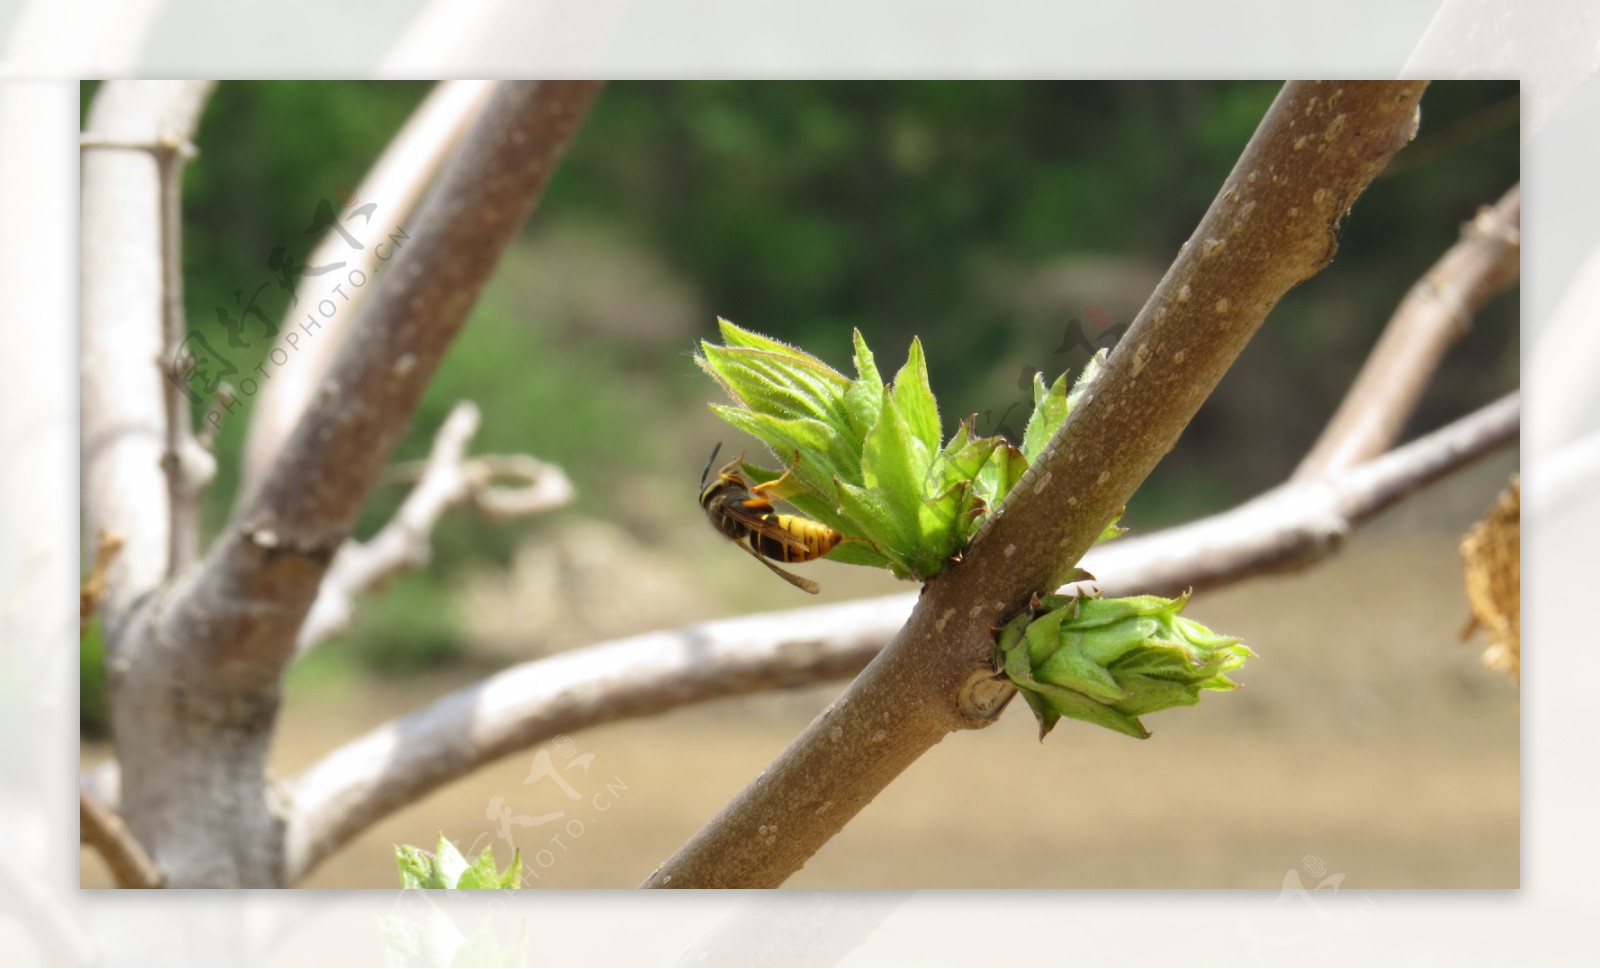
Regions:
[[890, 336, 941, 456], [860, 388, 933, 556], [842, 328, 885, 442], [1022, 370, 1071, 465]]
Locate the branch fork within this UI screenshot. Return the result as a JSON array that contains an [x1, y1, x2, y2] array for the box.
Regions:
[[296, 400, 574, 654]]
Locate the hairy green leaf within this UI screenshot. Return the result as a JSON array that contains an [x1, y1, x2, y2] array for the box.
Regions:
[[842, 328, 885, 442], [890, 336, 941, 456], [1021, 370, 1071, 465]]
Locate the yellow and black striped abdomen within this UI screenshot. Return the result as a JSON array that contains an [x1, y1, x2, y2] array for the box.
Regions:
[[749, 513, 842, 562]]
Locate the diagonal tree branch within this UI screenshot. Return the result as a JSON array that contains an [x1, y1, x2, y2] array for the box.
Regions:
[[111, 81, 603, 887], [281, 390, 1512, 884], [80, 787, 164, 889], [1087, 391, 1518, 595], [147, 80, 601, 699], [283, 593, 896, 882], [1294, 183, 1519, 479], [642, 80, 1429, 888], [241, 80, 499, 492]]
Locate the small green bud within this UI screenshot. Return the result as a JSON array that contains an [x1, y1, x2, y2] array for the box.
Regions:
[[393, 834, 522, 889], [996, 592, 1254, 739]]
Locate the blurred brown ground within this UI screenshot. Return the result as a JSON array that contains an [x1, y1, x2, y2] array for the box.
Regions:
[[81, 453, 1518, 889]]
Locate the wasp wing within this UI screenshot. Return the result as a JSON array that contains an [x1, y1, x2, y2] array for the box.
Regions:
[[749, 516, 823, 554], [732, 534, 820, 594]]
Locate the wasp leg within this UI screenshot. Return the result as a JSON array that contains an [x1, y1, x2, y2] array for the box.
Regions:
[[749, 450, 809, 502]]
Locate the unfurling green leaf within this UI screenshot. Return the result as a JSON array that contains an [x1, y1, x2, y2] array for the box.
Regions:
[[891, 336, 941, 455], [842, 328, 885, 441], [996, 592, 1254, 739], [697, 321, 1119, 582], [1021, 371, 1070, 465], [392, 836, 522, 891]]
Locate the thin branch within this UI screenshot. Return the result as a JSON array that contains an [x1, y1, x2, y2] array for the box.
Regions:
[[280, 389, 1511, 884], [146, 81, 601, 697], [241, 80, 498, 492], [294, 400, 573, 654], [460, 454, 575, 519], [111, 81, 601, 888], [80, 787, 164, 888], [283, 594, 893, 882], [80, 80, 215, 635], [78, 130, 211, 572], [1294, 184, 1519, 479], [642, 81, 1429, 888], [1086, 392, 1519, 595], [155, 134, 211, 574], [378, 453, 575, 520], [195, 382, 237, 453]]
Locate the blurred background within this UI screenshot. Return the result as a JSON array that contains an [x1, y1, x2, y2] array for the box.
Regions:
[[80, 80, 1519, 888]]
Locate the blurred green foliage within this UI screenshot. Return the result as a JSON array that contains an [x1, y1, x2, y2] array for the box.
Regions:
[[81, 618, 108, 737], [342, 572, 466, 675], [78, 80, 1518, 698]]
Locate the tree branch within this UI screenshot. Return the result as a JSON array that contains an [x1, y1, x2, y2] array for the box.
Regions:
[[80, 80, 215, 634], [1294, 184, 1519, 479], [280, 389, 1510, 884], [80, 124, 214, 575], [148, 79, 600, 699], [642, 80, 1429, 888], [1086, 391, 1519, 595], [154, 133, 209, 573], [380, 454, 576, 520], [294, 400, 573, 655], [241, 80, 499, 491], [283, 594, 894, 882], [110, 81, 602, 887], [80, 787, 164, 889]]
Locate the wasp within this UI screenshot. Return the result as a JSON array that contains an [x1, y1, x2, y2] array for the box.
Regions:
[[699, 443, 844, 594]]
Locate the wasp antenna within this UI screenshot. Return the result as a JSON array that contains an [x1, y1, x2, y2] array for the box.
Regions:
[[700, 442, 723, 488]]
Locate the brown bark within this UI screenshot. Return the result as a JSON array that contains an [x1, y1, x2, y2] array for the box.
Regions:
[[283, 388, 1510, 884], [643, 80, 1430, 889], [103, 81, 602, 887]]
